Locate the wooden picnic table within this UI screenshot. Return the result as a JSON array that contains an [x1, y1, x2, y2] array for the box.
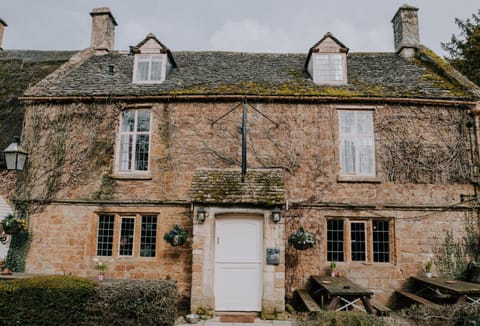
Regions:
[[310, 275, 375, 314], [411, 275, 480, 304]]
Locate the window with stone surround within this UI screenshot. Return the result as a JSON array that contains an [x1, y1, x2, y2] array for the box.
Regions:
[[338, 110, 375, 177], [327, 218, 392, 263], [115, 109, 151, 174], [96, 214, 158, 258]]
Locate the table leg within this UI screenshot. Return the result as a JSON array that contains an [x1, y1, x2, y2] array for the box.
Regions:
[[360, 296, 375, 315], [328, 296, 340, 311]]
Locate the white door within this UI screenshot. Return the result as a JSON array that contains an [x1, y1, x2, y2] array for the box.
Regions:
[[215, 215, 263, 311]]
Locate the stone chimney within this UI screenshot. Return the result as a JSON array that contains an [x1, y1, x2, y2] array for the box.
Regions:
[[0, 18, 7, 51], [391, 4, 420, 58], [90, 7, 117, 55]]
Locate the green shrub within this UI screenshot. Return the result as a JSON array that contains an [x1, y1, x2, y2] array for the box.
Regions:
[[296, 311, 386, 326], [0, 275, 96, 325], [84, 279, 178, 326]]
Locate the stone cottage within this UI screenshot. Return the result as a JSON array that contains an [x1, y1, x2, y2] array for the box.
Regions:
[[3, 5, 480, 313]]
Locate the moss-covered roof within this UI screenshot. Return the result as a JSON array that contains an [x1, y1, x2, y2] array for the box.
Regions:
[[191, 169, 285, 205], [24, 48, 480, 101], [0, 50, 74, 150]]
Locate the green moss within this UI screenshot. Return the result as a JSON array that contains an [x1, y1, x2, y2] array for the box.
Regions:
[[93, 173, 116, 200]]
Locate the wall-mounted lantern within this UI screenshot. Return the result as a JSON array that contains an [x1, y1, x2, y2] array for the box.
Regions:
[[272, 207, 281, 223], [197, 207, 206, 223], [3, 136, 27, 171]]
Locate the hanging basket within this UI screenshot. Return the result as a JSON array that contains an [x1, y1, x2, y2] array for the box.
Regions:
[[3, 226, 20, 235], [292, 241, 314, 250], [164, 225, 188, 247], [170, 235, 186, 247]]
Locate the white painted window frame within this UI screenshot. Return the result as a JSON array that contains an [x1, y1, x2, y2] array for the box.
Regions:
[[132, 54, 167, 83], [338, 109, 376, 177], [313, 53, 347, 84], [114, 109, 152, 176]]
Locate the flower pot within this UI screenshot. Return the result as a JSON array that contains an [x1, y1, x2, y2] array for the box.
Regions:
[[426, 272, 432, 278], [171, 235, 185, 246], [293, 241, 313, 250], [3, 226, 20, 235], [330, 271, 337, 277], [98, 273, 105, 281]]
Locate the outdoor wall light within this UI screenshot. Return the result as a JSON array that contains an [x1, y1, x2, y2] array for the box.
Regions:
[[197, 207, 206, 223], [272, 207, 281, 223], [3, 136, 28, 171]]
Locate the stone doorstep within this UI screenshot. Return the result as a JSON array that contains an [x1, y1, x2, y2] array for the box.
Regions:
[[177, 317, 293, 326]]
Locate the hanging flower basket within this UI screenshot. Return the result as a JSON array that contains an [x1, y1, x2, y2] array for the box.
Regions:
[[288, 226, 316, 250], [163, 225, 188, 247], [1, 214, 28, 235]]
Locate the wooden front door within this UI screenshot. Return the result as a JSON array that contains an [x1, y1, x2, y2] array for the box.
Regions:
[[214, 215, 263, 311]]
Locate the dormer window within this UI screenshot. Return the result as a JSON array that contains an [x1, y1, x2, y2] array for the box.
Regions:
[[306, 32, 348, 85], [135, 55, 163, 82], [132, 33, 176, 84]]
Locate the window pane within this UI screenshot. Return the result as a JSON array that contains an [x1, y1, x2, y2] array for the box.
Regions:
[[135, 135, 149, 171], [119, 217, 135, 256], [97, 215, 114, 256], [150, 57, 162, 80], [358, 137, 374, 174], [331, 54, 343, 81], [351, 222, 366, 261], [121, 110, 135, 132], [315, 54, 344, 82], [357, 111, 373, 134], [327, 219, 344, 262], [119, 135, 132, 170], [373, 220, 390, 262], [140, 215, 157, 257], [137, 110, 151, 132], [341, 139, 355, 173], [136, 60, 150, 81]]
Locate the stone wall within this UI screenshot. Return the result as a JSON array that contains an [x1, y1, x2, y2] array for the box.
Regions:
[[19, 100, 476, 306]]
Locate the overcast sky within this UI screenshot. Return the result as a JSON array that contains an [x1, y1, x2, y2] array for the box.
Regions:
[[0, 1, 478, 57]]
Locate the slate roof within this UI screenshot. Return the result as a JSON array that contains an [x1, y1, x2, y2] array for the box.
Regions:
[[0, 50, 75, 150], [25, 47, 479, 100], [191, 169, 285, 205]]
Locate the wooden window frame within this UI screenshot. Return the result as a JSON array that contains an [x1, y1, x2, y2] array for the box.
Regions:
[[95, 213, 158, 259], [326, 217, 393, 264], [132, 54, 166, 83]]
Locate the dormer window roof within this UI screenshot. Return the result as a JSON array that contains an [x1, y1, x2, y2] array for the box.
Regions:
[[132, 33, 177, 84], [305, 32, 349, 85]]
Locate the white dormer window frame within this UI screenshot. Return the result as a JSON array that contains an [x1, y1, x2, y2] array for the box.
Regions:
[[313, 53, 347, 84], [133, 53, 167, 83]]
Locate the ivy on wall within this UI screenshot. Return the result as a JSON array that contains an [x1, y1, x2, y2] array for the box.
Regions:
[[4, 232, 30, 272]]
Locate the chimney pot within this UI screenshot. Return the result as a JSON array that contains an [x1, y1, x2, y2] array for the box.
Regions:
[[90, 7, 117, 55], [0, 18, 7, 51], [391, 4, 420, 58]]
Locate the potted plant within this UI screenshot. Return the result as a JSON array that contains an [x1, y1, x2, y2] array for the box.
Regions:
[[288, 226, 316, 250], [1, 214, 28, 235], [94, 258, 107, 281], [426, 259, 433, 278], [330, 261, 337, 277], [164, 225, 188, 247]]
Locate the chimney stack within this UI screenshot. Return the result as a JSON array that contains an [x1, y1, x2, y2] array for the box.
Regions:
[[0, 18, 7, 51], [391, 4, 420, 58], [90, 7, 117, 55]]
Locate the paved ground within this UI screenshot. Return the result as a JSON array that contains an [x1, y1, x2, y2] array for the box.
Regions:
[[177, 317, 293, 326]]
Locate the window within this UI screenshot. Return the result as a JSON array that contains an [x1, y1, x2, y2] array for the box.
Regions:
[[117, 109, 151, 173], [327, 218, 392, 263], [338, 110, 375, 176], [315, 54, 345, 83], [134, 55, 163, 82], [96, 213, 158, 258]]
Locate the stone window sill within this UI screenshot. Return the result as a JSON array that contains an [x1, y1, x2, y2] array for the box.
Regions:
[[337, 175, 381, 183], [110, 173, 152, 180]]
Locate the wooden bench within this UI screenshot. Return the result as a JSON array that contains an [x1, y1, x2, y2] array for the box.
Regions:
[[370, 299, 392, 316], [396, 289, 437, 306], [295, 289, 321, 312]]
